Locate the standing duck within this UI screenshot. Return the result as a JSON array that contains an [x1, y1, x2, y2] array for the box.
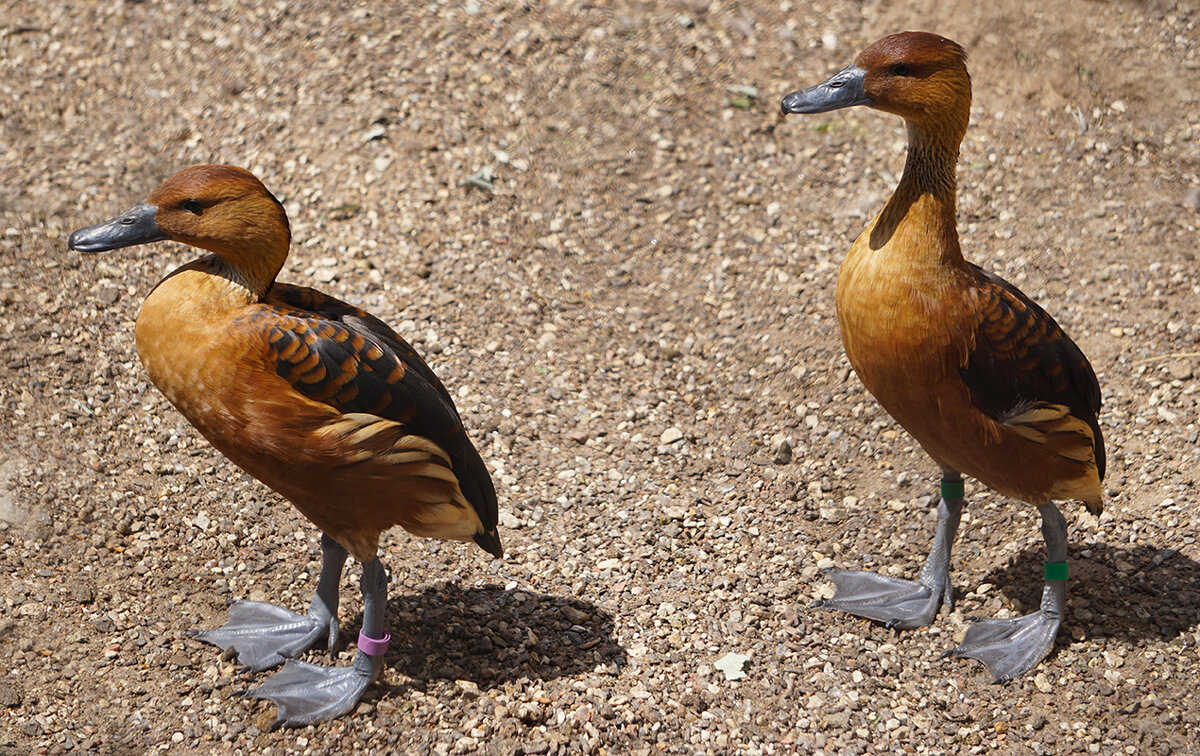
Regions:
[[69, 165, 502, 725], [780, 32, 1105, 680]]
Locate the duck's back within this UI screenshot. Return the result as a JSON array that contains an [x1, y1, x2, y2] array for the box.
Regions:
[[134, 264, 500, 561]]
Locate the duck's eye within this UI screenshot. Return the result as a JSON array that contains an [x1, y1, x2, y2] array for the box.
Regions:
[[893, 64, 911, 76], [182, 199, 203, 215]]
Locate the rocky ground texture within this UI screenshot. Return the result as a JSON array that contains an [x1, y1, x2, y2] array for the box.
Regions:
[[2, 0, 1199, 753]]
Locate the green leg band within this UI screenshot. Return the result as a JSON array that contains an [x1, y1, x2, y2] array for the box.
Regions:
[[1044, 561, 1069, 581], [940, 479, 965, 500]]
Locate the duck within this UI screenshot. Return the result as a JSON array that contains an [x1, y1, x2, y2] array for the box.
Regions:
[[780, 32, 1105, 680], [68, 165, 503, 725]]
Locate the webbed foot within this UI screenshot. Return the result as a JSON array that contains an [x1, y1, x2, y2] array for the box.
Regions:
[[190, 600, 338, 672], [250, 637, 387, 727], [814, 568, 949, 629], [814, 491, 961, 630], [946, 580, 1064, 681], [946, 608, 1061, 681], [947, 504, 1071, 681]]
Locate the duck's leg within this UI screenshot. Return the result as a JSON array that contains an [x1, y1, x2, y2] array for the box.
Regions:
[[191, 533, 347, 671], [814, 473, 964, 629], [946, 502, 1067, 681], [248, 557, 390, 727]]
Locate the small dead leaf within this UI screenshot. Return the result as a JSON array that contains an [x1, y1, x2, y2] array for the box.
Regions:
[[725, 84, 760, 99], [460, 165, 495, 192], [714, 652, 750, 681], [324, 203, 361, 221], [725, 84, 760, 109]]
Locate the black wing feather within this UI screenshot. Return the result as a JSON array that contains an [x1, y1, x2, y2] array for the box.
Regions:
[[959, 266, 1105, 479], [254, 284, 500, 542]]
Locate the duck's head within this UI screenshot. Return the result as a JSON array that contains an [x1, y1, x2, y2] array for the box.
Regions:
[[781, 32, 971, 135], [69, 165, 291, 292]]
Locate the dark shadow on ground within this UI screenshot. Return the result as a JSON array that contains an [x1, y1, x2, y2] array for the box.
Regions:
[[372, 584, 625, 692], [984, 542, 1200, 642]]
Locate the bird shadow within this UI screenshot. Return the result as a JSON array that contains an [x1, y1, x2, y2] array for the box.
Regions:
[[370, 584, 626, 693], [983, 542, 1200, 643]]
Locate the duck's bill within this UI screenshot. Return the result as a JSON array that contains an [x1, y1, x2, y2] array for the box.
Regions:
[[68, 203, 167, 252], [781, 66, 871, 114]]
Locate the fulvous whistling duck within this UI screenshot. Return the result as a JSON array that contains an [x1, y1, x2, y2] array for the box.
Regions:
[[780, 32, 1105, 680], [69, 165, 502, 725]]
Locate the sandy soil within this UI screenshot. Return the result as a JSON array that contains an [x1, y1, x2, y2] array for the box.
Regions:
[[2, 0, 1199, 753]]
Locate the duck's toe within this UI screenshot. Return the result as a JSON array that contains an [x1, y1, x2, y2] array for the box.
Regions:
[[190, 600, 335, 672], [814, 569, 948, 630], [248, 651, 382, 728], [945, 609, 1061, 681]]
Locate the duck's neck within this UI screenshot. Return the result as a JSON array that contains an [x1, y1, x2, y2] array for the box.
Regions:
[[899, 119, 962, 197], [872, 119, 966, 267], [209, 237, 288, 302]]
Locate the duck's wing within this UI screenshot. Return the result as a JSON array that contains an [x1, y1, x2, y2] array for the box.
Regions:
[[254, 283, 501, 555], [959, 265, 1105, 480]]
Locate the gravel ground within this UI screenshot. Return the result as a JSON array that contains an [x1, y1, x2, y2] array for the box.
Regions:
[[2, 0, 1199, 753]]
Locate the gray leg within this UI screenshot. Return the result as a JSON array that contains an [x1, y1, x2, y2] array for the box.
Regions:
[[248, 558, 390, 727], [947, 502, 1067, 681], [191, 534, 347, 671], [815, 472, 963, 629]]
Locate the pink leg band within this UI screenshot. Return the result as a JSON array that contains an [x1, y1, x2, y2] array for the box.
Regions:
[[357, 630, 391, 656]]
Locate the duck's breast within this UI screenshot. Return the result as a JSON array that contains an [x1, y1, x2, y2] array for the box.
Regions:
[[135, 267, 254, 425], [835, 224, 978, 405]]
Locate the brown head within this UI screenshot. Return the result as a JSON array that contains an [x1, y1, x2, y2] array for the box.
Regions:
[[69, 165, 291, 298], [781, 32, 972, 141]]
